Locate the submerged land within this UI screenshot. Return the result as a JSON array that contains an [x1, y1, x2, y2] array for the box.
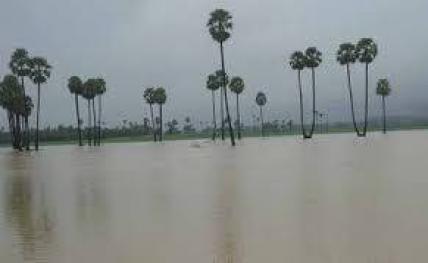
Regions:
[[1, 131, 428, 263]]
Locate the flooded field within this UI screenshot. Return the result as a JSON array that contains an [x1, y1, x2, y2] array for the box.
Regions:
[[1, 131, 428, 263]]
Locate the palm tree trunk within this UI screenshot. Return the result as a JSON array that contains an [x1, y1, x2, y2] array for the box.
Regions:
[[35, 83, 41, 150], [297, 70, 307, 139], [24, 116, 30, 150], [346, 64, 362, 136], [220, 86, 225, 140], [260, 106, 264, 137], [87, 100, 91, 146], [92, 99, 97, 146], [220, 41, 235, 146], [236, 93, 241, 140], [75, 94, 82, 146], [98, 95, 102, 145], [211, 90, 217, 141], [149, 104, 156, 142], [20, 77, 30, 151], [15, 114, 22, 151], [382, 95, 386, 134], [8, 111, 17, 149], [307, 68, 316, 138], [159, 104, 163, 141], [362, 63, 369, 137]]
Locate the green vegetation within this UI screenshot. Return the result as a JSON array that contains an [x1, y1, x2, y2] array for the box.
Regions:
[[207, 9, 236, 146], [143, 87, 157, 142], [0, 49, 50, 151], [376, 78, 392, 133], [229, 76, 245, 140], [255, 92, 267, 137], [337, 38, 378, 137], [30, 57, 52, 150], [153, 87, 167, 142], [0, 9, 402, 150], [67, 76, 84, 146], [289, 47, 322, 139], [206, 72, 221, 140]]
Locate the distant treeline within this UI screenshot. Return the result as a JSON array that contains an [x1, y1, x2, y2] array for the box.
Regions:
[[1, 116, 426, 145]]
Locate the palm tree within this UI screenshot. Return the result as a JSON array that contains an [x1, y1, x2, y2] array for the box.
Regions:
[[92, 94, 97, 146], [255, 92, 267, 137], [0, 74, 24, 150], [376, 78, 391, 134], [153, 87, 167, 142], [207, 9, 236, 146], [229, 76, 245, 139], [304, 47, 322, 138], [206, 73, 221, 140], [289, 51, 308, 138], [9, 48, 32, 150], [82, 79, 97, 146], [215, 70, 229, 140], [337, 43, 361, 136], [143, 87, 157, 141], [67, 76, 84, 146], [29, 56, 51, 151], [356, 38, 378, 136], [95, 78, 106, 145]]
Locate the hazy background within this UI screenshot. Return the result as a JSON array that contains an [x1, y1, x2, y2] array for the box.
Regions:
[[0, 0, 427, 128]]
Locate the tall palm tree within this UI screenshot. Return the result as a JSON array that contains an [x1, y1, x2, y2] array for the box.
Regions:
[[67, 76, 84, 146], [289, 51, 309, 138], [29, 56, 51, 151], [304, 47, 322, 138], [337, 43, 361, 136], [215, 70, 228, 140], [95, 78, 106, 145], [9, 48, 32, 150], [356, 38, 378, 136], [376, 78, 391, 134], [229, 76, 245, 139], [256, 92, 267, 137], [91, 94, 97, 146], [82, 79, 97, 146], [153, 87, 167, 142], [143, 87, 157, 141], [207, 9, 236, 146], [206, 73, 221, 140]]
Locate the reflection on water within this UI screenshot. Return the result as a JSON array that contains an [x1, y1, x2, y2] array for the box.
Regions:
[[1, 131, 428, 263], [1, 153, 54, 262]]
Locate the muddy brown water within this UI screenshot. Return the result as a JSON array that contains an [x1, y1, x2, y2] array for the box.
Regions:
[[1, 131, 428, 263]]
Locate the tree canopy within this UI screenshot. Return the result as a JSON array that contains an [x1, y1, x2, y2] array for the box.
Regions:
[[207, 9, 233, 43]]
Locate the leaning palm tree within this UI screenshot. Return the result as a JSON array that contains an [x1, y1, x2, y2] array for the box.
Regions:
[[206, 73, 221, 140], [207, 9, 235, 146], [29, 56, 51, 151], [337, 43, 361, 136], [376, 78, 392, 134], [304, 47, 322, 138], [9, 48, 32, 150], [95, 78, 106, 145], [356, 38, 378, 136], [229, 76, 245, 139], [153, 87, 167, 142], [67, 76, 84, 146], [289, 51, 310, 138], [143, 87, 157, 141], [256, 92, 267, 137]]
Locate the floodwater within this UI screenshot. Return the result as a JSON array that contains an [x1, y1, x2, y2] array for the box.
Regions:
[[1, 131, 428, 263]]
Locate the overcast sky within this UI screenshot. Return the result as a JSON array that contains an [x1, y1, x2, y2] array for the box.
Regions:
[[1, 0, 427, 128]]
